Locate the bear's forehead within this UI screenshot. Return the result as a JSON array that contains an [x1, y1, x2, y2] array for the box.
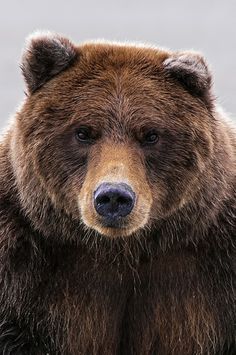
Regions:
[[57, 43, 170, 103], [49, 67, 179, 130], [48, 44, 178, 117]]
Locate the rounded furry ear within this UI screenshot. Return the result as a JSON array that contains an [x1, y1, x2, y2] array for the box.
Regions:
[[163, 52, 212, 103], [21, 31, 78, 94]]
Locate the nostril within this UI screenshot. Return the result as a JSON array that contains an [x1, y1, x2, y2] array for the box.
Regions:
[[117, 196, 131, 205], [97, 195, 110, 205]]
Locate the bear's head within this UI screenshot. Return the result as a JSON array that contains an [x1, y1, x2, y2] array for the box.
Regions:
[[11, 32, 215, 241]]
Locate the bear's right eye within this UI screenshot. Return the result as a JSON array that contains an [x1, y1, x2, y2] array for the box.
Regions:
[[75, 127, 93, 143]]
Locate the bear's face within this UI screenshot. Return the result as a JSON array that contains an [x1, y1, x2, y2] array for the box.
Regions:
[[14, 33, 214, 239]]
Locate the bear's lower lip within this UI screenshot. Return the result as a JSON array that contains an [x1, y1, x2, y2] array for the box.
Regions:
[[99, 216, 126, 229]]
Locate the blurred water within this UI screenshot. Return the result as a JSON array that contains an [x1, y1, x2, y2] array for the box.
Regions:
[[1, 0, 235, 129]]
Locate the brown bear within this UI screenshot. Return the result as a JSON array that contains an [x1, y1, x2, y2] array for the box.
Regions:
[[0, 32, 235, 355]]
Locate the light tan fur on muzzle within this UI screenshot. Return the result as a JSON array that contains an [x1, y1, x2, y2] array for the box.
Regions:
[[79, 141, 153, 237]]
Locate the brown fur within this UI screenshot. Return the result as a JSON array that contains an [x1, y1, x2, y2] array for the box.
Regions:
[[0, 33, 235, 354]]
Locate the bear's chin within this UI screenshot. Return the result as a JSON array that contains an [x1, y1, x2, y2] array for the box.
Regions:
[[86, 224, 143, 239]]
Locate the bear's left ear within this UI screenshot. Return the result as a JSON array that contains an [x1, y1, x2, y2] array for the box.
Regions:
[[21, 31, 78, 94], [163, 51, 212, 104]]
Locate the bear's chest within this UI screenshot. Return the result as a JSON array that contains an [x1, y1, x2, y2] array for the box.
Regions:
[[34, 252, 228, 355]]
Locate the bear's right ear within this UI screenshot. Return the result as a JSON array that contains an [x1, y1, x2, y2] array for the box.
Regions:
[[21, 32, 78, 94]]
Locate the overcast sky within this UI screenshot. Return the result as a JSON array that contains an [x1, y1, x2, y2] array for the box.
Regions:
[[1, 0, 235, 129]]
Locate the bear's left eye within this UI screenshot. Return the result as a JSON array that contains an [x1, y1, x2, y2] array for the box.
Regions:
[[142, 130, 159, 145], [75, 127, 92, 143]]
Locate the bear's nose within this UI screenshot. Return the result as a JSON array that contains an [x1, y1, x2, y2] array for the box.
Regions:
[[94, 183, 135, 223]]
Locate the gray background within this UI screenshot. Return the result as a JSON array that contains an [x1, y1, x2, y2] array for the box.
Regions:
[[1, 0, 236, 129]]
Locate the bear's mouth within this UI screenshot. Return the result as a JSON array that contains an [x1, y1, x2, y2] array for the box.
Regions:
[[97, 215, 129, 229]]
